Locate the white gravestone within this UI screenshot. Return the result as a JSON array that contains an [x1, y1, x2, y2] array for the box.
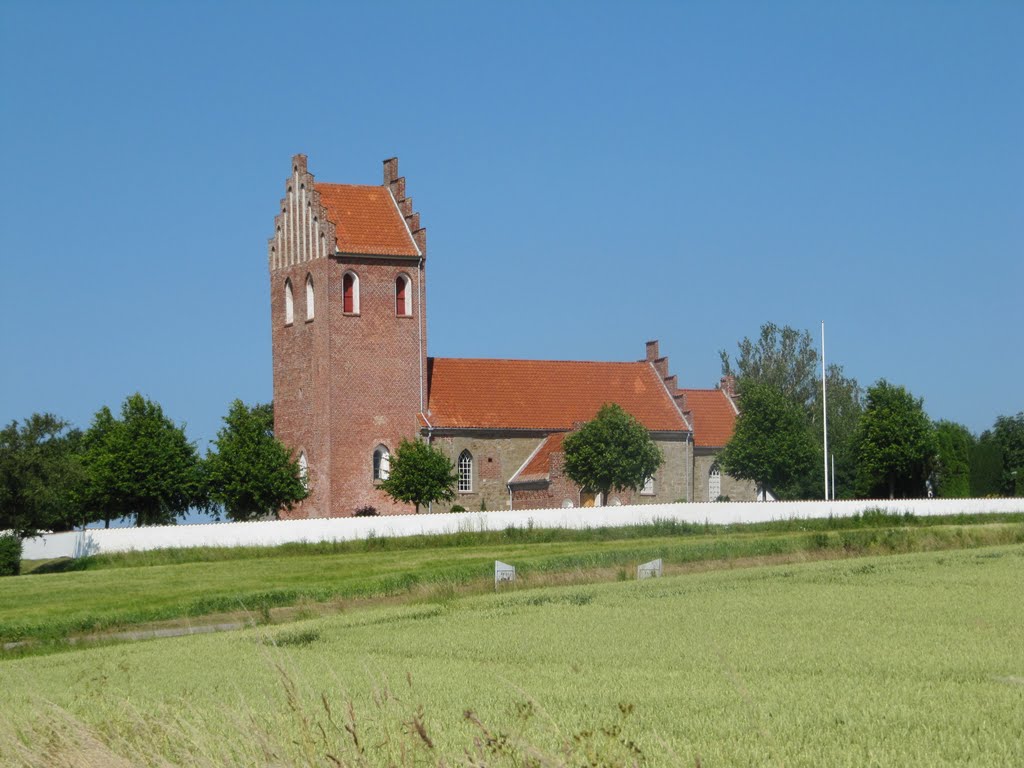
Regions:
[[494, 560, 516, 587], [637, 558, 663, 580]]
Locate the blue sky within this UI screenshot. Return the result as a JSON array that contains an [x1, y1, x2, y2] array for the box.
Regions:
[[1, 1, 1021, 450]]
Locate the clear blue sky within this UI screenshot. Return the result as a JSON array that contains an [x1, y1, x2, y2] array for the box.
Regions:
[[2, 1, 1021, 451]]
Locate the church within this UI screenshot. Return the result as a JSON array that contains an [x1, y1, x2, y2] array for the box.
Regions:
[[268, 155, 756, 517]]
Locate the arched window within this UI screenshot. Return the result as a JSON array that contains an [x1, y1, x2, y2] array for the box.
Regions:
[[284, 279, 294, 325], [305, 274, 315, 320], [298, 451, 308, 490], [395, 274, 412, 316], [373, 444, 390, 480], [458, 450, 473, 492], [641, 475, 655, 495], [709, 463, 721, 502], [561, 498, 574, 508], [342, 271, 360, 314]]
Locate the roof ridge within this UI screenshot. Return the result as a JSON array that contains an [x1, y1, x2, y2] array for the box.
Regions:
[[432, 357, 651, 366]]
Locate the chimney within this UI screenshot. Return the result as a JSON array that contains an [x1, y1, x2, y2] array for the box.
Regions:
[[383, 157, 399, 185], [719, 375, 737, 398], [645, 340, 660, 362]]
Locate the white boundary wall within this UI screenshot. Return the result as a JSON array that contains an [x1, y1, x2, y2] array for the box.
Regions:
[[20, 498, 1024, 560]]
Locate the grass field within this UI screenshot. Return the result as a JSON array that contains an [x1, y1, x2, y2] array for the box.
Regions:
[[1, 544, 1022, 766], [3, 514, 1023, 647]]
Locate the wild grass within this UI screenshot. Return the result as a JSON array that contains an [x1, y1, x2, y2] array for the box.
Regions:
[[2, 545, 1022, 766], [3, 517, 1023, 647]]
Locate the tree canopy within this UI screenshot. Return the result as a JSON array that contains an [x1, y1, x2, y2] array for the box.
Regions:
[[991, 413, 1024, 496], [204, 401, 306, 521], [720, 322, 819, 408], [855, 380, 937, 499], [379, 439, 457, 514], [562, 403, 663, 504], [81, 394, 205, 526], [718, 381, 818, 500], [933, 420, 974, 498], [0, 414, 84, 538]]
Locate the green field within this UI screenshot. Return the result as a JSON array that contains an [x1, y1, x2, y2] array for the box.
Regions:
[[1, 543, 1022, 767], [3, 514, 1023, 646]]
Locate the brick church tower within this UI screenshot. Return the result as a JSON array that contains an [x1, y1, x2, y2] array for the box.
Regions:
[[268, 155, 427, 517]]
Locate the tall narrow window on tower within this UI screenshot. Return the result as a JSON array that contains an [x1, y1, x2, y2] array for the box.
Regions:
[[284, 279, 294, 325], [343, 271, 359, 314], [458, 450, 473, 492], [305, 274, 315, 321], [298, 451, 309, 490], [709, 463, 721, 501], [373, 445, 391, 480], [395, 274, 412, 316]]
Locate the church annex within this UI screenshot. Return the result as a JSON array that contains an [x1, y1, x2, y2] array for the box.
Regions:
[[269, 155, 755, 517]]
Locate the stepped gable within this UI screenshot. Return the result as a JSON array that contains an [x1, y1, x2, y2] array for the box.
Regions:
[[424, 358, 688, 432]]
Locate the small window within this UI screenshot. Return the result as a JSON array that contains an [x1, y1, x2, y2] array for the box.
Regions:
[[373, 445, 390, 480], [284, 279, 294, 325], [709, 463, 721, 502], [641, 475, 655, 495], [395, 274, 412, 316], [305, 274, 315, 320], [561, 498, 574, 508], [458, 450, 473, 492], [342, 271, 360, 314], [298, 451, 308, 490]]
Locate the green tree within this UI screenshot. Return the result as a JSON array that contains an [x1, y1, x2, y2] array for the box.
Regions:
[[81, 394, 205, 526], [855, 380, 937, 499], [0, 414, 85, 538], [718, 382, 819, 500], [992, 412, 1024, 496], [720, 322, 819, 408], [204, 401, 307, 521], [562, 403, 663, 505], [969, 432, 1004, 497], [932, 420, 974, 498], [379, 439, 457, 514], [810, 365, 864, 499]]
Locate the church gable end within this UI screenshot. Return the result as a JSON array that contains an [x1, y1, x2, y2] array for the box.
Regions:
[[269, 154, 336, 271]]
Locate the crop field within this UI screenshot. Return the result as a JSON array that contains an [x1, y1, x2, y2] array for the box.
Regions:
[[2, 543, 1023, 767], [2, 514, 1023, 646]]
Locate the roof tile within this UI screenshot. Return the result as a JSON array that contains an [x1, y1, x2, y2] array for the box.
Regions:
[[317, 183, 419, 257], [678, 388, 737, 447]]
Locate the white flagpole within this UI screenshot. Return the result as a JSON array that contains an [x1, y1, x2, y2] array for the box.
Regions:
[[822, 321, 829, 501], [831, 453, 836, 500]]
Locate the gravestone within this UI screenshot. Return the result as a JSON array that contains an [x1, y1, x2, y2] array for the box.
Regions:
[[494, 560, 516, 587], [637, 558, 663, 580]]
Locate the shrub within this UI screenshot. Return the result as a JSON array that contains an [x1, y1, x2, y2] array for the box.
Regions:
[[0, 534, 22, 577], [449, 505, 466, 513], [354, 506, 378, 517]]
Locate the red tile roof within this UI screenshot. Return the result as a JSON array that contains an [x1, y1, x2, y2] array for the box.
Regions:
[[510, 433, 567, 484], [426, 359, 688, 431], [317, 183, 419, 257], [678, 388, 737, 447]]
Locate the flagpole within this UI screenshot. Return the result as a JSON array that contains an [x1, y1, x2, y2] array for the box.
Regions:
[[822, 321, 829, 501]]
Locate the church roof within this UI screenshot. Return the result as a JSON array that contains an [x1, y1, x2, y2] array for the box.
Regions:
[[509, 432, 568, 485], [425, 358, 688, 432], [677, 388, 737, 447], [317, 183, 420, 257]]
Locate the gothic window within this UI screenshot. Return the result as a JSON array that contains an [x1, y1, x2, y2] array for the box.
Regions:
[[305, 274, 315, 321], [395, 274, 412, 316], [709, 463, 721, 502], [298, 451, 308, 490], [284, 279, 294, 325], [641, 474, 655, 495], [373, 445, 390, 481], [343, 271, 360, 314], [458, 450, 473, 492]]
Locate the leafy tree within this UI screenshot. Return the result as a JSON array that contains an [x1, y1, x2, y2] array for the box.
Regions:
[[970, 432, 1004, 497], [204, 401, 306, 521], [0, 414, 85, 538], [720, 322, 819, 408], [81, 394, 205, 526], [379, 439, 457, 514], [718, 382, 819, 500], [810, 364, 863, 499], [932, 420, 974, 498], [992, 412, 1024, 496], [562, 403, 663, 505], [855, 380, 937, 499]]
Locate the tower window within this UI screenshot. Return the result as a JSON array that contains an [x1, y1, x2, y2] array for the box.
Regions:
[[458, 450, 473, 492], [343, 271, 360, 314], [298, 451, 309, 490], [395, 274, 412, 316], [305, 274, 315, 321], [373, 444, 390, 481], [284, 279, 294, 325], [641, 474, 655, 495]]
